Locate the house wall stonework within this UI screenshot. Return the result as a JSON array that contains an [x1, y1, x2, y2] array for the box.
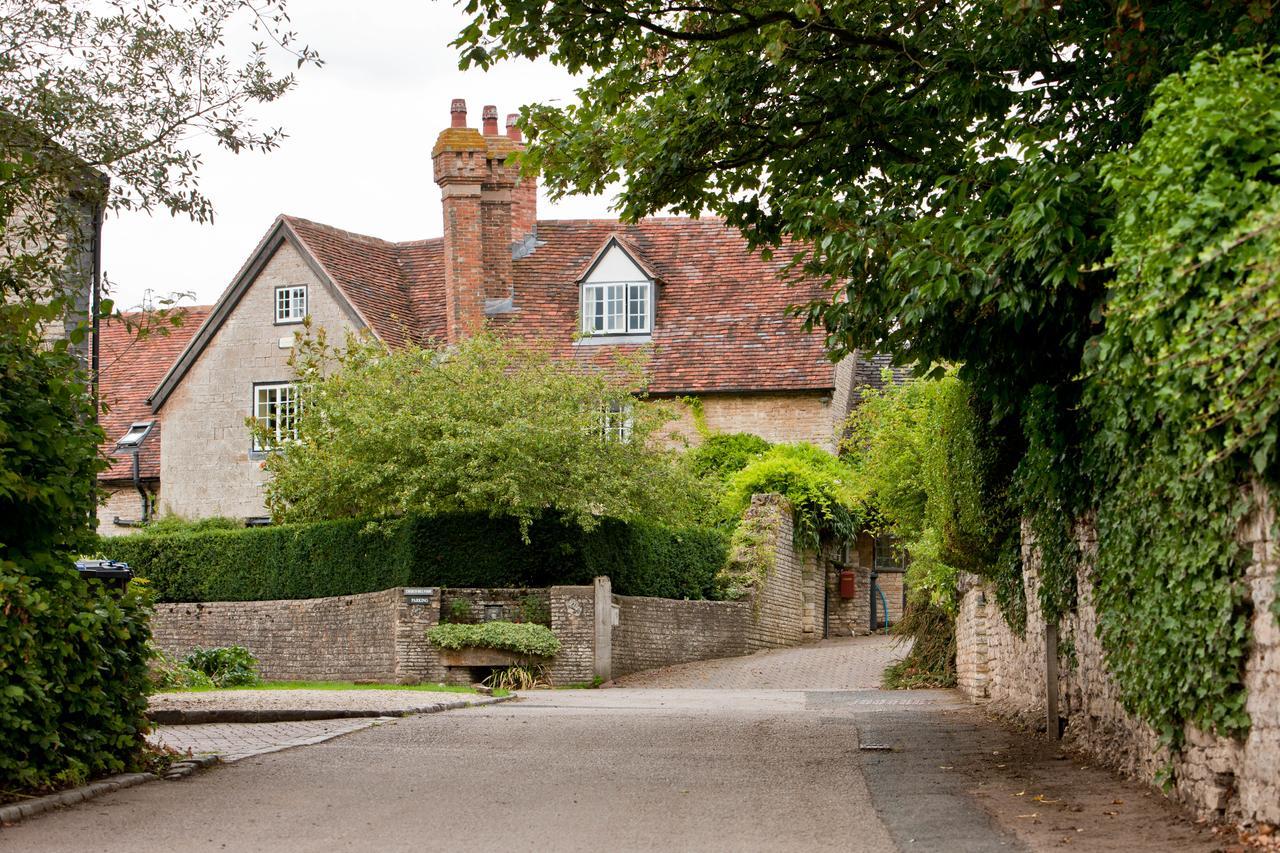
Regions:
[[954, 485, 1280, 826], [157, 241, 361, 520], [661, 391, 840, 452], [96, 483, 157, 538]]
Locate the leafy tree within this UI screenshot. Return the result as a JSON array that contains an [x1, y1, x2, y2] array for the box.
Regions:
[[454, 1, 1277, 425], [259, 330, 712, 533], [0, 0, 317, 787], [1, 0, 320, 317]]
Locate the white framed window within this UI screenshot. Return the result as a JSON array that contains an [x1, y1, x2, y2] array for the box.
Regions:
[[253, 382, 299, 451], [275, 285, 307, 324], [582, 281, 650, 336], [601, 400, 634, 442]]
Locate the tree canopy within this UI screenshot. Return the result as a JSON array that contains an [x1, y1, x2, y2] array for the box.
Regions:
[[455, 1, 1278, 422], [259, 330, 711, 534]]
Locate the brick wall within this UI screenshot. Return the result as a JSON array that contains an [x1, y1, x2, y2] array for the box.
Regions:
[[954, 485, 1280, 825]]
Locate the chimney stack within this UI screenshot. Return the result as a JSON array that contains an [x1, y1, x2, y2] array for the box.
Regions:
[[432, 98, 539, 342]]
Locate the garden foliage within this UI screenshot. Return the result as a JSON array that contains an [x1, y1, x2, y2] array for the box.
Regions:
[[104, 512, 728, 603], [842, 370, 1003, 687], [720, 443, 861, 550], [258, 331, 711, 534], [426, 622, 562, 658], [0, 317, 153, 790], [184, 646, 261, 688]]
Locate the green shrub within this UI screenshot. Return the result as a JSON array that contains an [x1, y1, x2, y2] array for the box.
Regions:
[[1, 316, 155, 790], [720, 443, 862, 550], [138, 516, 243, 536], [103, 512, 728, 602], [426, 622, 562, 657], [150, 648, 214, 691], [685, 432, 771, 483], [184, 646, 260, 687]]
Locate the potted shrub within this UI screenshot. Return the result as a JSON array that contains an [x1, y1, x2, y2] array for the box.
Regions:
[[426, 621, 561, 668]]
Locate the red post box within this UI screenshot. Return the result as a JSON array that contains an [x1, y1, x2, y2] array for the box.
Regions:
[[839, 569, 856, 599]]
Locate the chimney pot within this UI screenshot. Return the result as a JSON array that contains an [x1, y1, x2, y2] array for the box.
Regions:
[[450, 98, 467, 128], [482, 105, 499, 136], [506, 114, 522, 142]]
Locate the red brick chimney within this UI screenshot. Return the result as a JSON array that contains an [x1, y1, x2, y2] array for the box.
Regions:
[[432, 99, 538, 342], [433, 99, 488, 342], [507, 113, 537, 246]]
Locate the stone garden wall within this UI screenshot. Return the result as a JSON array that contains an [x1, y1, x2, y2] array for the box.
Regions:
[[151, 496, 823, 688], [610, 595, 751, 678], [153, 588, 404, 682], [954, 484, 1279, 825]]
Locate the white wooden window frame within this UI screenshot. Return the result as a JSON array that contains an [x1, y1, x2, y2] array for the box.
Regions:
[[274, 285, 307, 325], [581, 280, 651, 336], [602, 400, 634, 443], [252, 382, 299, 451]]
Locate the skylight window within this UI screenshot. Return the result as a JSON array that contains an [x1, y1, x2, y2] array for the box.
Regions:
[[114, 421, 155, 450]]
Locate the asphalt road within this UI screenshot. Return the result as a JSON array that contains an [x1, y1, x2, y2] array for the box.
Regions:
[[1, 642, 1216, 852]]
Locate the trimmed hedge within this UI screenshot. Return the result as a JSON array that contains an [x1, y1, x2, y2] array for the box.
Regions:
[[426, 622, 562, 657], [103, 513, 728, 603]]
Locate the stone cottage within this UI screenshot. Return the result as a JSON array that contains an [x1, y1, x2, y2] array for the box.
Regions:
[[141, 99, 897, 523]]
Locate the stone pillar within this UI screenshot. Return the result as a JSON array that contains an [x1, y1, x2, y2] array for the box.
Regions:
[[593, 576, 613, 682]]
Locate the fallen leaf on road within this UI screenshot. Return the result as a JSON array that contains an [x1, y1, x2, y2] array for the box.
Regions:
[[1112, 799, 1124, 805]]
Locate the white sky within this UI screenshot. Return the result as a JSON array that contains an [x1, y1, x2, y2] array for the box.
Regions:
[[102, 0, 617, 310]]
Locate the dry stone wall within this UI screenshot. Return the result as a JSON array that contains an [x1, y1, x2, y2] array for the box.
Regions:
[[955, 486, 1280, 826]]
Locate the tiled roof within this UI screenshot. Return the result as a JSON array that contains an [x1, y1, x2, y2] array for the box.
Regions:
[[852, 353, 914, 394], [282, 217, 423, 347], [284, 216, 834, 394], [98, 306, 211, 481]]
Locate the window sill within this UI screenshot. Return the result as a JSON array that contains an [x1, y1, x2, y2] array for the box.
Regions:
[[574, 334, 652, 346]]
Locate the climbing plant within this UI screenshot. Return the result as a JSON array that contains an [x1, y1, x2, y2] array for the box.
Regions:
[[1078, 48, 1280, 740]]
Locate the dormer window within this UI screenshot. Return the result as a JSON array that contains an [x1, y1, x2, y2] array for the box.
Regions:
[[583, 281, 650, 336], [578, 238, 655, 340], [275, 285, 307, 324]]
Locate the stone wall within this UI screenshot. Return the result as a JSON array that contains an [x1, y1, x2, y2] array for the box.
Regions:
[[438, 588, 549, 626], [742, 494, 813, 651], [611, 595, 751, 678], [547, 584, 597, 686], [955, 485, 1280, 826], [96, 483, 158, 537], [659, 392, 842, 452], [153, 588, 402, 682], [158, 239, 362, 520]]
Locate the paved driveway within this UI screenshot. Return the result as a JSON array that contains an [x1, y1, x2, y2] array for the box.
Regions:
[[611, 634, 906, 689]]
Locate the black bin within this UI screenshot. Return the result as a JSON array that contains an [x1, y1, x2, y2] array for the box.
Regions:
[[74, 559, 134, 591]]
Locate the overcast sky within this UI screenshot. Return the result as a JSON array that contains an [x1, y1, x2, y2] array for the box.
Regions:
[[103, 0, 617, 310]]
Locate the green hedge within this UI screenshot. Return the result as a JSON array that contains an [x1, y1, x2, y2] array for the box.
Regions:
[[102, 513, 728, 603], [426, 622, 562, 657]]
